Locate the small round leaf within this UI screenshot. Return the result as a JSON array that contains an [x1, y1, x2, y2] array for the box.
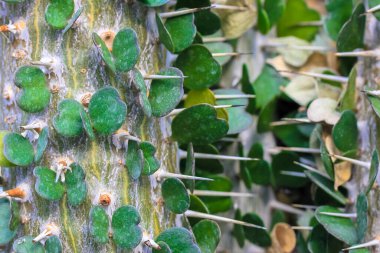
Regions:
[[162, 178, 190, 214], [3, 133, 34, 166]]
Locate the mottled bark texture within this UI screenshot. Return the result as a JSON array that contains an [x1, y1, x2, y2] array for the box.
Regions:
[[0, 1, 178, 252]]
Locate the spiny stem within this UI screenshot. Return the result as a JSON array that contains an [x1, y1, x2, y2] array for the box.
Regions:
[[191, 190, 255, 198], [318, 212, 357, 218], [279, 70, 349, 83], [212, 4, 249, 11], [367, 4, 380, 13], [292, 204, 319, 209], [156, 171, 214, 181], [343, 239, 380, 251], [329, 154, 370, 169], [202, 37, 228, 43], [159, 6, 213, 18], [185, 210, 267, 230], [269, 200, 305, 216], [212, 52, 253, 57], [144, 74, 186, 80], [270, 118, 312, 126], [179, 150, 259, 161], [168, 105, 233, 116], [268, 146, 320, 154], [291, 226, 313, 230], [280, 171, 307, 177], [263, 43, 334, 52], [294, 161, 329, 177], [336, 50, 380, 58]]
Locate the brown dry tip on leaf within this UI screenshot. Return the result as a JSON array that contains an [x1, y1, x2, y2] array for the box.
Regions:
[[268, 223, 296, 253], [334, 161, 352, 190], [100, 30, 116, 52], [99, 193, 111, 206]]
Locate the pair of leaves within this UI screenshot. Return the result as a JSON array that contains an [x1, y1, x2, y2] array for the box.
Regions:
[[14, 66, 51, 113], [242, 143, 271, 187], [45, 0, 74, 29], [54, 87, 126, 137], [34, 163, 87, 206], [93, 28, 140, 73], [13, 236, 62, 253], [125, 140, 160, 179], [172, 104, 229, 145], [90, 205, 142, 249]]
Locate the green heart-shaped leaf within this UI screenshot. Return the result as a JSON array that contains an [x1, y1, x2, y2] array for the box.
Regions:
[[264, 0, 285, 27], [132, 69, 152, 117], [156, 12, 196, 53], [340, 65, 357, 111], [12, 236, 44, 253], [45, 0, 74, 29], [175, 45, 221, 90], [14, 66, 51, 113], [80, 110, 95, 140], [172, 104, 228, 145], [356, 193, 368, 243], [35, 126, 49, 162], [175, 0, 220, 35], [253, 64, 287, 109], [34, 166, 65, 201], [162, 178, 190, 214], [233, 209, 245, 248], [242, 213, 271, 247], [125, 140, 144, 180], [277, 0, 320, 41], [193, 220, 221, 253], [214, 89, 253, 134], [111, 205, 142, 249], [149, 67, 184, 117], [140, 141, 160, 175], [320, 141, 334, 179], [332, 110, 358, 156], [325, 0, 353, 40], [0, 131, 14, 167], [195, 174, 232, 213], [65, 163, 87, 206], [0, 199, 19, 246], [53, 99, 85, 138], [138, 0, 169, 6], [89, 205, 109, 244], [272, 151, 308, 188], [88, 87, 127, 135], [154, 227, 201, 253], [3, 133, 34, 166], [45, 236, 63, 253], [337, 3, 366, 52], [247, 143, 271, 185], [305, 171, 347, 205], [365, 150, 379, 195], [93, 29, 140, 73], [308, 224, 343, 253], [315, 205, 358, 245]]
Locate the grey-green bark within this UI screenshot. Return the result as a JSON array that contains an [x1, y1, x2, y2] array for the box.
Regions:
[[0, 1, 178, 252]]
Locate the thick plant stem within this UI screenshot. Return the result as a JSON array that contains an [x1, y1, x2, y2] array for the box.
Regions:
[[0, 1, 176, 252]]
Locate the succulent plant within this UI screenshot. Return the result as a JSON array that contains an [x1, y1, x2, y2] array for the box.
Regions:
[[0, 0, 378, 252]]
